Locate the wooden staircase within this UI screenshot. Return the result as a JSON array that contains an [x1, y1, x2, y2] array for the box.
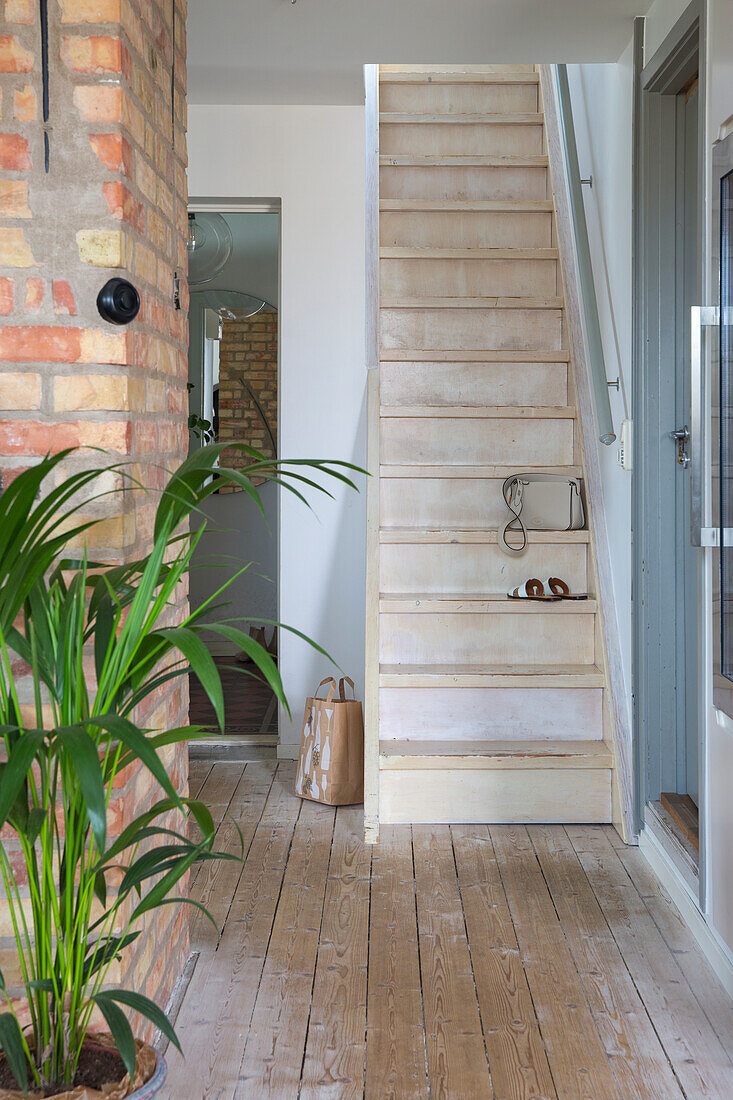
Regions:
[[368, 64, 619, 828]]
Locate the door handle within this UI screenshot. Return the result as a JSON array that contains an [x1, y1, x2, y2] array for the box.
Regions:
[[670, 425, 691, 467], [691, 305, 719, 547]]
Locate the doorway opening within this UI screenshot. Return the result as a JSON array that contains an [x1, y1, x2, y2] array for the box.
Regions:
[[186, 203, 281, 754], [633, 4, 702, 883]]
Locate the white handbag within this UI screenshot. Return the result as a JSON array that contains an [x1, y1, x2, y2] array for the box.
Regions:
[[499, 473, 585, 556]]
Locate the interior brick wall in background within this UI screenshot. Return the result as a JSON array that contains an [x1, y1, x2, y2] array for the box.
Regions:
[[218, 307, 278, 487], [0, 0, 190, 1036]]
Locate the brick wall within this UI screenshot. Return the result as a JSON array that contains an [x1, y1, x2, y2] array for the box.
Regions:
[[0, 0, 190, 1036], [218, 307, 277, 487]]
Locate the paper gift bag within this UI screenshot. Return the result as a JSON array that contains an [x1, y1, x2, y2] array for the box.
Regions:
[[295, 676, 364, 806]]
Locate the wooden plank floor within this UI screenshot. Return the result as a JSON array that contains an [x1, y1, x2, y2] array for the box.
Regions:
[[160, 760, 733, 1099]]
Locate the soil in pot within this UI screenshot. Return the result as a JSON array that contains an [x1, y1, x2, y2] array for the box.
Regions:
[[0, 1045, 125, 1095], [0, 1035, 156, 1100]]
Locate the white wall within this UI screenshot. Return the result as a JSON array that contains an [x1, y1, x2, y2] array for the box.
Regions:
[[567, 50, 635, 726], [188, 106, 368, 748]]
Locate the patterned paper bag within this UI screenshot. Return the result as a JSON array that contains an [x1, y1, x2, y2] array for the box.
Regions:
[[295, 677, 364, 806]]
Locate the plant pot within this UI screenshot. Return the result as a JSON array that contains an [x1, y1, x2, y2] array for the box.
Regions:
[[127, 1052, 166, 1100]]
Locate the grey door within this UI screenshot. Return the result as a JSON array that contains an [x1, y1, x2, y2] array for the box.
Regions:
[[633, 11, 702, 823], [676, 79, 700, 803]]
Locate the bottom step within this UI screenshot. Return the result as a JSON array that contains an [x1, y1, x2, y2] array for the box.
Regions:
[[379, 739, 612, 824]]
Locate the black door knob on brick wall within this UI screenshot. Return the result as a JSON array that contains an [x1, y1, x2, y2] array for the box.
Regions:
[[97, 278, 140, 325]]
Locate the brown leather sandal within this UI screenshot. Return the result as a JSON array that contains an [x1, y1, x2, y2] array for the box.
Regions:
[[543, 576, 589, 600], [508, 578, 561, 601]]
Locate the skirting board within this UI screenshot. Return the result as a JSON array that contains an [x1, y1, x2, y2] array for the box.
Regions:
[[277, 743, 300, 760], [639, 827, 733, 1002]]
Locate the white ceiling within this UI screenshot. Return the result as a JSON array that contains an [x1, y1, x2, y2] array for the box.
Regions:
[[188, 0, 651, 105]]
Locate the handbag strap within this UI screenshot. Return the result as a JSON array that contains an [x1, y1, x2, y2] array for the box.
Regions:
[[499, 475, 528, 556], [315, 677, 338, 702], [338, 676, 355, 700]]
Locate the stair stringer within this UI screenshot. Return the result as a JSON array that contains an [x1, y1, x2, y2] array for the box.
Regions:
[[539, 65, 635, 842]]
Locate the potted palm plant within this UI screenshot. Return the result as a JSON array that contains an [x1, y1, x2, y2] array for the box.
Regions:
[[0, 444, 360, 1097]]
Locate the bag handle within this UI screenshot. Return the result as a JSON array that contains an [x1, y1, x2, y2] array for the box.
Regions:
[[315, 677, 338, 701], [338, 676, 355, 700], [499, 475, 528, 556]]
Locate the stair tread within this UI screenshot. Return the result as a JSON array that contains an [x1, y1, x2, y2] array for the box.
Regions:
[[381, 112, 544, 124], [380, 528, 591, 544], [380, 739, 613, 769], [380, 246, 558, 258], [381, 296, 563, 309], [381, 198, 553, 211], [380, 594, 596, 613], [380, 405, 575, 418]]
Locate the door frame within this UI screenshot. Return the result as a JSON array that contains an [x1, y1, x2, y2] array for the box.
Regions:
[[632, 1, 706, 867], [187, 197, 283, 750]]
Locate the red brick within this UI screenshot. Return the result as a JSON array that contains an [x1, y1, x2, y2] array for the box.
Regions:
[[23, 276, 43, 313], [0, 133, 30, 170], [52, 279, 76, 316], [61, 34, 128, 76], [0, 0, 190, 1012], [133, 420, 156, 453], [0, 277, 14, 315], [103, 180, 144, 231], [73, 84, 122, 121], [167, 384, 186, 415], [0, 35, 33, 73], [0, 326, 81, 363], [4, 0, 34, 22], [13, 84, 35, 120], [0, 227, 38, 266], [0, 179, 30, 217], [0, 419, 132, 455], [89, 132, 132, 174], [0, 421, 80, 454], [59, 0, 121, 22]]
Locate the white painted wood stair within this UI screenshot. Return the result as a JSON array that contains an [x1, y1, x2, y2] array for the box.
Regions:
[[369, 64, 619, 828]]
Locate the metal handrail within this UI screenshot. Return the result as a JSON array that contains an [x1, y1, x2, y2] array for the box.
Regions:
[[555, 64, 616, 445]]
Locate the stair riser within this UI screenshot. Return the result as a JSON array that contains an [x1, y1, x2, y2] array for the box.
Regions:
[[380, 361, 568, 406], [380, 257, 557, 298], [380, 83, 539, 114], [381, 123, 544, 156], [380, 417, 573, 466], [380, 686, 603, 740], [381, 477, 564, 527], [380, 612, 595, 665], [380, 542, 587, 595], [381, 210, 552, 248], [380, 164, 548, 201], [381, 307, 563, 352], [379, 768, 611, 824]]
